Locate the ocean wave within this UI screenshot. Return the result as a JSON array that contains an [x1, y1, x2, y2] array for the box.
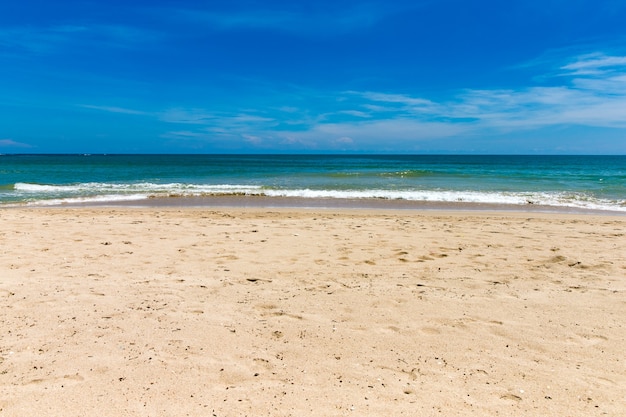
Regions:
[[261, 189, 626, 211], [14, 182, 264, 194], [7, 181, 625, 212]]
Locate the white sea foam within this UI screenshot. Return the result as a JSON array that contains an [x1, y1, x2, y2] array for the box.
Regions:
[[28, 194, 150, 206], [263, 189, 626, 211]]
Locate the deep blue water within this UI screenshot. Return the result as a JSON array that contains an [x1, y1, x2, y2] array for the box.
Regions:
[[1, 154, 625, 211]]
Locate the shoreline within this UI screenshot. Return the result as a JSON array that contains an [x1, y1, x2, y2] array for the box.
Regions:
[[4, 194, 626, 216]]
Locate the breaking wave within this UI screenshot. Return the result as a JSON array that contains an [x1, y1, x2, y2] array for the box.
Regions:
[[6, 182, 625, 212]]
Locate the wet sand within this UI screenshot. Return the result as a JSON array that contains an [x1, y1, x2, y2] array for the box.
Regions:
[[1, 207, 625, 416]]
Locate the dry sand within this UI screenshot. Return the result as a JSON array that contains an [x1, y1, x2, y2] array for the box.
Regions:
[[1, 207, 625, 416]]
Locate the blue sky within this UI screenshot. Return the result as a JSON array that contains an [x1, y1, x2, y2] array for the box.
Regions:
[[1, 0, 626, 154]]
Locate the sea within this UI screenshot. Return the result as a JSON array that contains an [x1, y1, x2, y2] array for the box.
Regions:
[[1, 154, 625, 213]]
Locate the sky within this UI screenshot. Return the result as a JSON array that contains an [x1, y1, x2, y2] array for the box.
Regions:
[[1, 0, 626, 154]]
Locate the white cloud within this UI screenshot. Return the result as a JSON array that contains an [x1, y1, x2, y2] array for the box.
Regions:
[[358, 91, 436, 107], [347, 91, 444, 117], [0, 139, 32, 148], [242, 134, 263, 144], [159, 108, 277, 127], [162, 130, 207, 138], [81, 50, 626, 151], [230, 114, 276, 124], [448, 61, 626, 129], [339, 110, 371, 118], [0, 24, 160, 56], [313, 119, 466, 140], [172, 2, 422, 36], [81, 105, 150, 116], [159, 108, 218, 124], [260, 118, 469, 150], [277, 106, 300, 113], [335, 136, 354, 144], [277, 53, 626, 148], [341, 53, 626, 134], [561, 53, 626, 75]]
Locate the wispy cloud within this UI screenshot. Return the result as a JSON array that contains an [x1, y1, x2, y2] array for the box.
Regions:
[[332, 52, 622, 146], [343, 53, 626, 133], [560, 53, 626, 76], [160, 108, 281, 147], [160, 108, 277, 129], [80, 104, 151, 116], [0, 139, 33, 148], [158, 108, 217, 124], [171, 2, 419, 35], [0, 26, 84, 55], [0, 24, 159, 56], [75, 50, 626, 151], [359, 92, 437, 108], [284, 119, 467, 150]]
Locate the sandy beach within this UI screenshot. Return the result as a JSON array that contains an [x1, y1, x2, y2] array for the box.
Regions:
[[1, 207, 625, 416]]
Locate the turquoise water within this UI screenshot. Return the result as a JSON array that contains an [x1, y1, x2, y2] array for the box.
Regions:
[[1, 154, 625, 212]]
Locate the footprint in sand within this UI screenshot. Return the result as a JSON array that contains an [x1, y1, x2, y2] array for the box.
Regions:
[[420, 327, 441, 335], [575, 333, 608, 346], [500, 393, 522, 402], [26, 373, 85, 386]]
